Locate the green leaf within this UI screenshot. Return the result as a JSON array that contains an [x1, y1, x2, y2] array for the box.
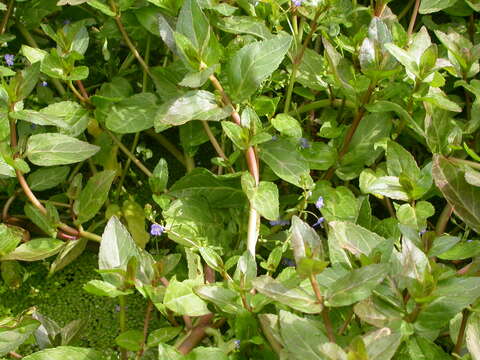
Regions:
[[16, 63, 41, 101], [115, 330, 143, 351], [337, 113, 392, 180], [0, 224, 22, 257], [271, 114, 302, 138], [177, 0, 221, 66], [0, 318, 40, 357], [301, 143, 336, 171], [279, 310, 328, 360], [40, 50, 88, 81], [27, 166, 70, 191], [360, 170, 410, 201], [184, 347, 228, 360], [216, 16, 271, 40], [416, 277, 480, 330], [366, 100, 424, 137], [311, 182, 359, 223], [106, 93, 158, 133], [433, 155, 480, 234], [169, 168, 246, 208], [147, 327, 182, 347], [49, 238, 88, 275], [250, 181, 279, 221], [99, 216, 140, 283], [149, 158, 169, 194], [466, 313, 480, 360], [325, 264, 389, 307], [428, 235, 460, 257], [194, 284, 242, 314], [425, 107, 462, 155], [75, 170, 116, 225], [290, 216, 323, 264], [253, 275, 323, 314], [227, 34, 292, 103], [221, 121, 248, 150], [437, 240, 480, 260], [22, 346, 102, 360], [179, 66, 217, 88], [0, 238, 64, 261], [158, 343, 182, 359], [155, 90, 230, 129], [24, 203, 57, 237], [88, 0, 116, 16], [122, 200, 150, 249], [26, 133, 100, 166], [387, 140, 420, 179], [260, 138, 312, 188], [296, 48, 328, 91], [163, 278, 211, 316], [420, 0, 459, 14], [328, 221, 385, 266], [234, 250, 257, 289], [83, 279, 133, 298], [198, 247, 224, 272], [363, 329, 401, 360]]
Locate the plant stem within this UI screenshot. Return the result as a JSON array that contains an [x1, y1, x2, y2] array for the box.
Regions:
[[259, 316, 283, 355], [145, 129, 187, 168], [107, 131, 153, 177], [8, 351, 22, 359], [135, 300, 153, 360], [15, 21, 66, 96], [324, 81, 376, 180], [109, 0, 152, 78], [176, 314, 215, 355], [435, 203, 453, 235], [284, 5, 324, 113], [201, 120, 230, 166], [116, 132, 140, 200], [292, 98, 354, 114], [406, 303, 422, 323], [208, 74, 261, 255], [454, 309, 470, 356], [67, 81, 89, 104], [309, 274, 336, 342], [398, 0, 415, 20], [119, 295, 128, 360], [2, 192, 17, 221], [450, 157, 480, 170], [0, 0, 14, 35], [407, 0, 421, 38]]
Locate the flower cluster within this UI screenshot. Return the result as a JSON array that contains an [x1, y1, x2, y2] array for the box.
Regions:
[[150, 223, 165, 236], [4, 54, 14, 67]]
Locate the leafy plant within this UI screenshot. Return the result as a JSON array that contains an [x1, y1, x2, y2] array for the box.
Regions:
[[1, 0, 480, 359]]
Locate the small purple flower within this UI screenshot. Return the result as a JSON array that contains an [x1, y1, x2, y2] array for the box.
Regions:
[[312, 217, 324, 228], [419, 229, 427, 236], [150, 223, 165, 236], [40, 81, 48, 87], [299, 138, 310, 149], [63, 19, 71, 25], [315, 196, 324, 210], [282, 258, 296, 267], [233, 339, 241, 349], [4, 54, 14, 67], [467, 239, 474, 243], [269, 219, 290, 226], [292, 0, 302, 6]]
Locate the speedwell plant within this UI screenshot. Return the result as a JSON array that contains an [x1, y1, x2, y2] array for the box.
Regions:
[[1, 0, 480, 359]]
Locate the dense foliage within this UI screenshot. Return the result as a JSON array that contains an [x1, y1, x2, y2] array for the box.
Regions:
[[1, 0, 480, 359]]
